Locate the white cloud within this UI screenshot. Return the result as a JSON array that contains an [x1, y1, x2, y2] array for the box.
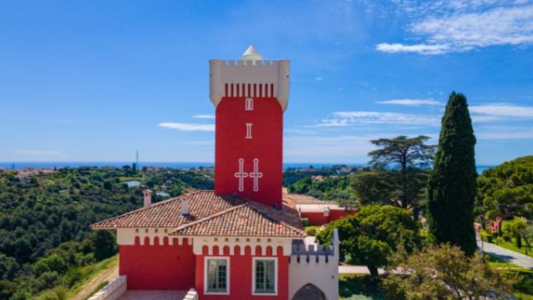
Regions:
[[376, 43, 450, 55], [476, 124, 533, 139], [317, 111, 441, 127], [377, 98, 443, 106], [470, 103, 533, 117], [377, 1, 533, 54], [159, 122, 215, 132], [315, 76, 324, 81], [193, 114, 215, 119]]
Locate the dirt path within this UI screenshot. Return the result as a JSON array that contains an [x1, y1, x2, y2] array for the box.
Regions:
[[69, 264, 119, 300]]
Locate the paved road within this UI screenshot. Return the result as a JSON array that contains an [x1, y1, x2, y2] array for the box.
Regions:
[[478, 240, 533, 269], [339, 265, 385, 275]]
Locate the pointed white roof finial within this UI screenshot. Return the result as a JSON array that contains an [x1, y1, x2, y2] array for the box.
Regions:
[[241, 45, 263, 61]]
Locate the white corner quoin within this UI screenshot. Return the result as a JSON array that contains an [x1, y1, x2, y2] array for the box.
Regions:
[[209, 45, 290, 112]]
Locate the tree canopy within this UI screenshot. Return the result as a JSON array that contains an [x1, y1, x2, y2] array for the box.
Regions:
[[369, 135, 436, 170], [428, 92, 477, 256], [0, 166, 214, 299], [317, 204, 421, 277], [351, 136, 435, 217], [477, 156, 533, 231]]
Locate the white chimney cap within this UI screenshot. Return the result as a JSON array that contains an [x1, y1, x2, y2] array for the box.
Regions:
[[241, 45, 263, 61]]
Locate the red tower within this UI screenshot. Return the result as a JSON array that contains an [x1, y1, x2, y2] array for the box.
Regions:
[[210, 46, 290, 208]]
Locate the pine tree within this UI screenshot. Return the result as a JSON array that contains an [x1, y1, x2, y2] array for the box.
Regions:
[[428, 92, 477, 256]]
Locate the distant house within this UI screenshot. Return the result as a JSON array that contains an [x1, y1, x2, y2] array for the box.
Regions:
[[286, 193, 357, 226], [156, 191, 170, 198], [124, 181, 141, 188]]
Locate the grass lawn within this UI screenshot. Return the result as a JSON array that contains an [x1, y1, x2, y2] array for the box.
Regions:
[[495, 240, 533, 258], [339, 274, 386, 300], [480, 230, 533, 258], [83, 281, 109, 300], [486, 254, 533, 299], [67, 255, 118, 298]]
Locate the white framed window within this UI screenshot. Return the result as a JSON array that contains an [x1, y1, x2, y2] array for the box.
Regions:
[[245, 98, 254, 111], [253, 257, 277, 295], [205, 257, 230, 295]]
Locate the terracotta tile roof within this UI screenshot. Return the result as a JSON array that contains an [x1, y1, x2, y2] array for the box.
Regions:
[[171, 201, 304, 237], [91, 190, 305, 238], [284, 193, 330, 205], [91, 191, 246, 229]]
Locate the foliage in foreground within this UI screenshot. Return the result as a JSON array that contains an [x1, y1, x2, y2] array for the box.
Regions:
[[428, 92, 477, 256], [317, 204, 421, 277], [384, 244, 514, 300]]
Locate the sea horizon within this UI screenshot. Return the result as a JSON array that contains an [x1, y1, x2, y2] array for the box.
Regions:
[[0, 161, 495, 173]]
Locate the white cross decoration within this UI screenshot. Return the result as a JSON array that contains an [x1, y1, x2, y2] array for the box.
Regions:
[[249, 158, 263, 192], [234, 158, 249, 192]]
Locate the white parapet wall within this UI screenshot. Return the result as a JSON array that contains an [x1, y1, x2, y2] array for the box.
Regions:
[[289, 230, 339, 300], [87, 275, 127, 300], [183, 288, 199, 300]]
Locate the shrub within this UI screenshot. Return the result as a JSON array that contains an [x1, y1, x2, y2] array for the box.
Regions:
[[301, 218, 310, 227], [305, 227, 317, 236], [384, 244, 514, 299], [503, 233, 512, 242], [487, 234, 493, 243], [35, 285, 67, 300]]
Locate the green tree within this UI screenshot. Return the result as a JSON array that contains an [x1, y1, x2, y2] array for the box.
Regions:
[[357, 136, 435, 217], [92, 230, 116, 261], [507, 217, 528, 250], [317, 204, 420, 277], [351, 168, 429, 217], [0, 280, 17, 300], [428, 92, 477, 256], [0, 254, 19, 280], [477, 156, 533, 236], [384, 244, 513, 300]]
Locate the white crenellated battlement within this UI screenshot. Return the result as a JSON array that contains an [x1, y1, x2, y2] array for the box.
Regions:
[[220, 59, 280, 67], [209, 53, 290, 111], [291, 240, 335, 257], [288, 230, 339, 300]]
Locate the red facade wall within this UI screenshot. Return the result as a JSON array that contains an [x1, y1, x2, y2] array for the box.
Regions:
[[302, 212, 328, 226], [119, 237, 196, 290], [215, 96, 283, 208], [328, 209, 356, 222], [302, 210, 356, 226], [195, 245, 289, 299]]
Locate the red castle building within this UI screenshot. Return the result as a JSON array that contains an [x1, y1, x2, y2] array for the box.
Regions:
[[91, 46, 340, 300]]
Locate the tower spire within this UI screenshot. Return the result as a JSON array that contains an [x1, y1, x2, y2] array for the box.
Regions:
[[241, 45, 263, 61]]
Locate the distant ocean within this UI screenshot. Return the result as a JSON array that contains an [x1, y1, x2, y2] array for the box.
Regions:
[[0, 162, 494, 174]]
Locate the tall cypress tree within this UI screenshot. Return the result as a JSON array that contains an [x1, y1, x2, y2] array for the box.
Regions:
[[428, 92, 477, 256]]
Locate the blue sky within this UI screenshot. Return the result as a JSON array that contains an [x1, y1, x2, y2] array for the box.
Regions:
[[1, 0, 532, 165]]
